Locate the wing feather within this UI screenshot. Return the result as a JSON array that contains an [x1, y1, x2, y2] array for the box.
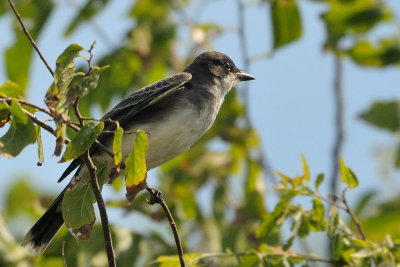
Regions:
[[57, 72, 192, 182]]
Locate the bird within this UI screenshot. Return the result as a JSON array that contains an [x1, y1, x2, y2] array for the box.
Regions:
[[22, 51, 255, 256]]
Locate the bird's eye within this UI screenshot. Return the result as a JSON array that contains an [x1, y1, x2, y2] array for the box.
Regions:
[[224, 62, 231, 71]]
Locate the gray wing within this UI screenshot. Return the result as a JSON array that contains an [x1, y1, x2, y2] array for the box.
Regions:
[[101, 72, 192, 122], [57, 72, 192, 183]]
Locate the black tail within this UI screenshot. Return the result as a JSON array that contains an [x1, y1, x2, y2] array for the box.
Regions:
[[22, 188, 66, 257]]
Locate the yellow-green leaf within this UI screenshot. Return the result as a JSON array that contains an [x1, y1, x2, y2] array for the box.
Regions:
[[302, 154, 310, 182], [271, 0, 302, 49], [340, 158, 359, 189], [125, 130, 148, 187], [113, 126, 123, 167]]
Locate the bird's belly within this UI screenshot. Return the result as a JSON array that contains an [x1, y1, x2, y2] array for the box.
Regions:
[[121, 107, 216, 169]]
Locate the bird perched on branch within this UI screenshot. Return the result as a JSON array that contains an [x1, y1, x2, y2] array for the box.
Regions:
[[22, 51, 255, 256]]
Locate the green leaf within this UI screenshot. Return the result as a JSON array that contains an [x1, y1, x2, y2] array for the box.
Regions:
[[0, 99, 36, 157], [0, 80, 22, 98], [301, 155, 310, 182], [0, 81, 22, 125], [360, 101, 400, 132], [55, 44, 84, 72], [340, 158, 359, 189], [62, 162, 108, 234], [321, 0, 391, 49], [315, 173, 324, 192], [271, 0, 302, 49], [113, 125, 123, 167], [6, 180, 39, 218], [310, 199, 326, 231], [331, 234, 344, 261], [347, 39, 400, 67], [328, 206, 339, 239], [156, 253, 201, 267], [70, 65, 110, 97], [283, 235, 296, 251], [125, 130, 148, 187], [61, 121, 104, 162]]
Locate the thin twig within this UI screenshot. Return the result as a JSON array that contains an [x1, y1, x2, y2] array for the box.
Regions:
[[146, 187, 186, 267], [83, 151, 116, 267], [72, 98, 83, 126], [330, 55, 344, 199], [7, 0, 54, 77], [21, 107, 71, 145], [342, 188, 366, 240], [1, 97, 52, 116]]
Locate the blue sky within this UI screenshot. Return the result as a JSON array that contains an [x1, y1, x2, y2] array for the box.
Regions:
[[1, 0, 400, 244]]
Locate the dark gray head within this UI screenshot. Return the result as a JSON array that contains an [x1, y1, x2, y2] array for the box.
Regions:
[[184, 51, 255, 95]]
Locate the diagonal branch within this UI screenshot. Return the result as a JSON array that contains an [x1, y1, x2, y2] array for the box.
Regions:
[[7, 0, 54, 77], [330, 55, 344, 198]]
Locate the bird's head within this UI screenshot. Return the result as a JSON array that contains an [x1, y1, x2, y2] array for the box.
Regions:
[[185, 51, 255, 95]]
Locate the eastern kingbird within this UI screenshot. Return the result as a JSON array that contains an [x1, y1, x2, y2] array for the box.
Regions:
[[22, 51, 255, 256]]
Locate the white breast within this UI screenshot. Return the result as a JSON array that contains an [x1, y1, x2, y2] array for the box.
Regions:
[[120, 99, 221, 169]]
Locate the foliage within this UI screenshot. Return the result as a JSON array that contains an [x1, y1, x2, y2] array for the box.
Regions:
[[0, 0, 400, 266]]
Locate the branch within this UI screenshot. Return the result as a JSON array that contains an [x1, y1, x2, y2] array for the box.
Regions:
[[146, 187, 186, 267], [7, 0, 54, 77], [73, 93, 116, 267], [330, 55, 344, 199], [20, 107, 71, 145], [82, 151, 116, 267], [341, 188, 366, 240]]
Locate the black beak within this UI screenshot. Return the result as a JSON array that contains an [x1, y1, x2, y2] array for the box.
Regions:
[[237, 71, 255, 81]]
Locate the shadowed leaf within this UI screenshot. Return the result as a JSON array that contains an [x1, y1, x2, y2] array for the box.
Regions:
[[61, 121, 104, 162], [271, 0, 302, 49]]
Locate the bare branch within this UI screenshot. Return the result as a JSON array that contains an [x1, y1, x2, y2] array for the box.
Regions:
[[341, 188, 367, 240], [7, 0, 54, 77], [146, 187, 186, 267], [330, 55, 344, 198]]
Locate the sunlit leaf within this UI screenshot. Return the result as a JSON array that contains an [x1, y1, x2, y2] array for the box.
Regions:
[[125, 130, 148, 201], [156, 253, 201, 267], [0, 99, 36, 157], [315, 173, 324, 192], [0, 81, 22, 126], [321, 0, 391, 49], [347, 39, 400, 67], [271, 0, 302, 49], [61, 121, 104, 162], [113, 124, 123, 167], [301, 155, 310, 182], [340, 158, 359, 189]]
